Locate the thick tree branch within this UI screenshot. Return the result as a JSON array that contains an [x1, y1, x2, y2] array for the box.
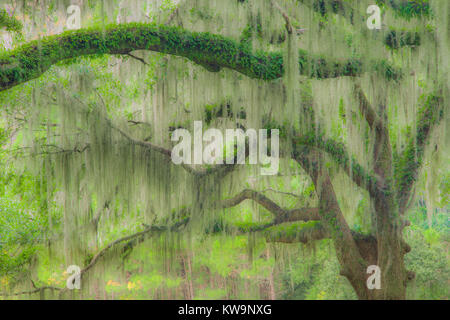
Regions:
[[0, 285, 61, 297], [126, 52, 148, 65], [396, 93, 444, 213], [293, 132, 383, 198], [0, 23, 402, 92], [220, 188, 320, 223], [294, 148, 371, 299]]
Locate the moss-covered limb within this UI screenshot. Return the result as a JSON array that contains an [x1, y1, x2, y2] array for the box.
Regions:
[[395, 93, 444, 213], [354, 83, 393, 186], [270, 0, 294, 34], [265, 221, 377, 262], [293, 132, 382, 198], [376, 0, 431, 18], [294, 149, 372, 299], [0, 23, 403, 92], [299, 49, 402, 80], [0, 9, 22, 32], [298, 49, 361, 79], [277, 208, 321, 224], [220, 189, 320, 223]]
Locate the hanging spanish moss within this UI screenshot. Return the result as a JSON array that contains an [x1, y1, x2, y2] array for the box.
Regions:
[[0, 0, 448, 301]]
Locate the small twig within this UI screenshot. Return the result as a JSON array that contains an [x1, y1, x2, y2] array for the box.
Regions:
[[126, 53, 148, 65], [127, 120, 151, 127], [261, 188, 302, 199]]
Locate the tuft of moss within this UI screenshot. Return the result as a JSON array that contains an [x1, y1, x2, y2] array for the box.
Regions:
[[0, 9, 22, 32]]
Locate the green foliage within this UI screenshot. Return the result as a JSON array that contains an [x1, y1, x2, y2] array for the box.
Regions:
[[0, 20, 405, 92], [405, 231, 448, 299], [0, 163, 55, 280], [280, 240, 357, 300], [394, 93, 443, 200], [377, 0, 431, 19], [0, 9, 22, 32]]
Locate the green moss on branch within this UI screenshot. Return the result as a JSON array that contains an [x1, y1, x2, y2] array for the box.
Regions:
[[264, 221, 327, 243], [0, 23, 401, 92], [293, 132, 382, 198], [395, 93, 443, 211]]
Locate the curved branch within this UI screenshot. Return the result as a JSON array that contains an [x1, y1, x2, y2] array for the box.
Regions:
[[71, 94, 238, 179], [265, 221, 378, 265], [52, 219, 189, 297], [293, 132, 383, 198], [220, 189, 320, 223], [0, 23, 401, 92], [294, 148, 371, 299]]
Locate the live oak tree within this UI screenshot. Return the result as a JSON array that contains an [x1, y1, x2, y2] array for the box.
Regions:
[[0, 0, 447, 300]]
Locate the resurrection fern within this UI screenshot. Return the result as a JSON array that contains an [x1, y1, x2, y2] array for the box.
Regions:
[[0, 9, 22, 32]]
